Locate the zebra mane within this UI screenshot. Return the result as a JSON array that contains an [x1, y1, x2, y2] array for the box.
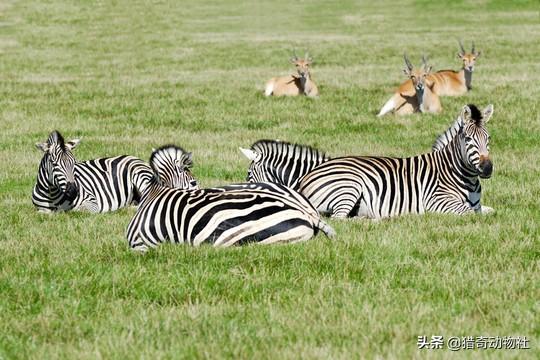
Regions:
[[251, 140, 328, 161], [432, 119, 462, 152], [467, 104, 483, 126], [49, 130, 65, 148], [150, 144, 193, 176], [432, 104, 482, 151]]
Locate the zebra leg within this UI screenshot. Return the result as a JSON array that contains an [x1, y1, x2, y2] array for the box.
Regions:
[[328, 192, 361, 218], [439, 201, 476, 215], [130, 241, 150, 253]]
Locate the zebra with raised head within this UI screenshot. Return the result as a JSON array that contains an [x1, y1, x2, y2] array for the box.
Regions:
[[296, 104, 494, 219], [240, 139, 330, 188], [32, 130, 154, 213], [127, 145, 335, 252]]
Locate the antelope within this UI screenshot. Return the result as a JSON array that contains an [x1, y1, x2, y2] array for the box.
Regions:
[[264, 52, 318, 97], [378, 42, 481, 116], [429, 41, 481, 96], [378, 54, 441, 116]]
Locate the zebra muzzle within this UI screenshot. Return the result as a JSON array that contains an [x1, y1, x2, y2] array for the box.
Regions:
[[479, 158, 493, 179], [63, 182, 79, 201]]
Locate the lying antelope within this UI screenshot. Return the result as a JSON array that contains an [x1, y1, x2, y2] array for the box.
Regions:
[[429, 41, 481, 96], [378, 42, 481, 116], [378, 54, 441, 116], [264, 52, 318, 97]]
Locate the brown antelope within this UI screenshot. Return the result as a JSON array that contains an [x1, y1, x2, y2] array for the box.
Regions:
[[429, 41, 481, 96], [378, 54, 441, 116], [264, 52, 318, 97], [378, 42, 481, 116]]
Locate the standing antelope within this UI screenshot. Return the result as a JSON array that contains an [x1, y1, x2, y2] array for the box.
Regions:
[[264, 52, 318, 97], [378, 54, 441, 116]]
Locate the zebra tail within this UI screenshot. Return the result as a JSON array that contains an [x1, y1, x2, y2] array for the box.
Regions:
[[317, 219, 336, 239]]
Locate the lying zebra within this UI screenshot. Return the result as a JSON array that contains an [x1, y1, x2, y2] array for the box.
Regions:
[[126, 145, 335, 252], [33, 130, 154, 213], [242, 104, 494, 218]]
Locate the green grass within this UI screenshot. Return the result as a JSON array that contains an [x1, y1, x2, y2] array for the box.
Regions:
[[1, 0, 539, 358]]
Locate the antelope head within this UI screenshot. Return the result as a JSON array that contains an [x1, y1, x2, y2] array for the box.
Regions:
[[290, 51, 313, 79], [403, 54, 433, 97], [458, 40, 481, 72]]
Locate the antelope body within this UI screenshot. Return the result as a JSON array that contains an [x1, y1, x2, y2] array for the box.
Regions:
[[264, 53, 318, 97], [378, 54, 441, 116]]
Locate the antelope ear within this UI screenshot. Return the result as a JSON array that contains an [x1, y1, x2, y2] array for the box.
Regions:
[[474, 51, 482, 59], [35, 142, 49, 152], [457, 52, 464, 59], [482, 104, 494, 123], [402, 68, 410, 76], [425, 65, 432, 74], [239, 147, 259, 161], [66, 138, 81, 150]]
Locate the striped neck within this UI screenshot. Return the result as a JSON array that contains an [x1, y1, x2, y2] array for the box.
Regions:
[[440, 134, 480, 187]]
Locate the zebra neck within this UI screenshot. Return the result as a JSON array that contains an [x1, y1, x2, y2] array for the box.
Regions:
[[441, 138, 480, 187], [139, 179, 165, 200], [36, 159, 62, 199]]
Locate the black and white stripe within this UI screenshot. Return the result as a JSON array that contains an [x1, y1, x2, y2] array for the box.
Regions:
[[297, 104, 494, 219], [127, 145, 335, 252], [240, 140, 329, 188], [32, 130, 153, 213]]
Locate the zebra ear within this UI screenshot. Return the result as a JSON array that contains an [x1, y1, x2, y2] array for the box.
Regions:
[[185, 152, 193, 167], [35, 142, 50, 152], [482, 104, 494, 123], [66, 138, 81, 150], [461, 105, 473, 125], [239, 147, 259, 161]]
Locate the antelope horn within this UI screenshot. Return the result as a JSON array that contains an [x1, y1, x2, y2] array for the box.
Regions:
[[458, 39, 466, 55], [291, 48, 299, 61], [471, 41, 476, 54], [403, 53, 413, 72]]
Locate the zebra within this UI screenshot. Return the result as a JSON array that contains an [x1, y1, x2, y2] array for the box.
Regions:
[[240, 139, 330, 188], [296, 104, 494, 219], [127, 145, 335, 252], [32, 130, 155, 213]]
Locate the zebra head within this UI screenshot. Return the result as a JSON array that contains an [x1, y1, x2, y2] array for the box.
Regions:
[[35, 131, 80, 201], [458, 104, 494, 179], [150, 145, 198, 190], [239, 147, 264, 183]]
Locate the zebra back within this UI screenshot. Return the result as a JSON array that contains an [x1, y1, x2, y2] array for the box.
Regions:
[[241, 139, 330, 188]]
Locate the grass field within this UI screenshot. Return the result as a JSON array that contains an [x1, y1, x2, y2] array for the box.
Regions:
[[1, 0, 539, 358]]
